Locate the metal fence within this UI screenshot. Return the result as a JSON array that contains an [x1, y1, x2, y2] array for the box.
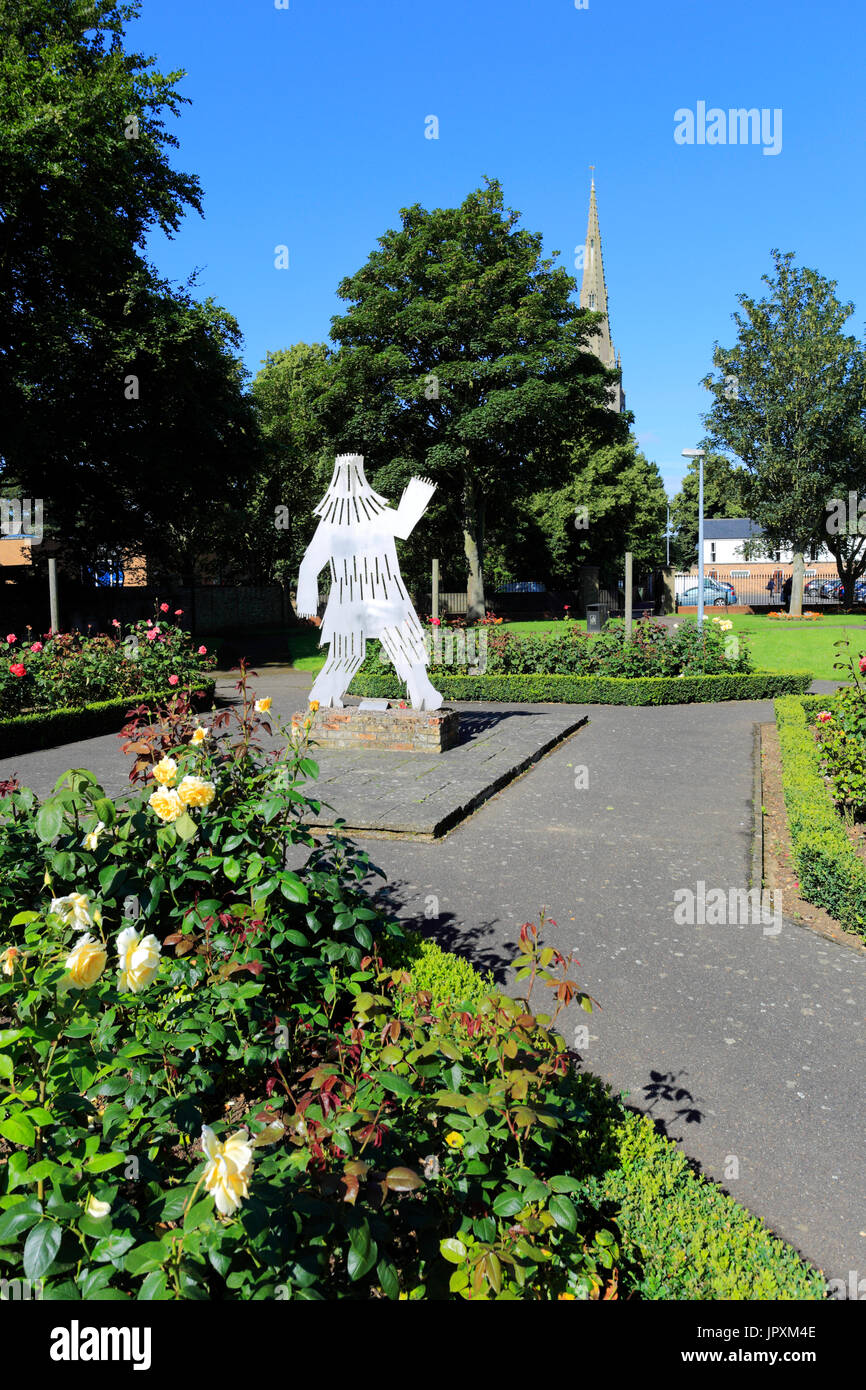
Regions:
[[674, 570, 849, 608]]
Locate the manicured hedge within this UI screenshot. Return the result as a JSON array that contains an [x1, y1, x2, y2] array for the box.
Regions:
[[392, 932, 823, 1300], [0, 681, 216, 760], [351, 670, 813, 705], [774, 694, 866, 938]]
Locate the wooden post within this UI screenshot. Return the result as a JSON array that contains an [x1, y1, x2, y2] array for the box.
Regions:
[[48, 557, 59, 634], [432, 558, 440, 622], [624, 551, 633, 639]]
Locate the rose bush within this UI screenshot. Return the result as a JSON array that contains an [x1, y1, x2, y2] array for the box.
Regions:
[[0, 669, 644, 1299], [0, 607, 214, 718]]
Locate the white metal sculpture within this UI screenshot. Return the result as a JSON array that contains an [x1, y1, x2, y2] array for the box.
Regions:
[[296, 454, 443, 711]]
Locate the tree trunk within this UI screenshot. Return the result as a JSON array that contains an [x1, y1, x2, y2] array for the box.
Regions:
[[463, 484, 486, 621], [790, 551, 805, 616]]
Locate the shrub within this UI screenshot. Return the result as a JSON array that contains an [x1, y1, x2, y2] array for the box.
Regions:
[[0, 682, 215, 760], [351, 671, 812, 705], [775, 694, 866, 937], [0, 608, 214, 719]]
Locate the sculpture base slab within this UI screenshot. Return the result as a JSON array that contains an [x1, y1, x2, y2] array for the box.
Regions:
[[300, 704, 459, 754]]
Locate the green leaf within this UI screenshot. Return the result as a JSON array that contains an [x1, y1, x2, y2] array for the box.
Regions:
[[36, 800, 65, 843], [0, 1197, 43, 1243], [86, 1152, 126, 1174], [439, 1237, 467, 1265], [548, 1175, 583, 1193], [23, 1220, 62, 1281], [138, 1270, 171, 1301], [347, 1228, 377, 1281], [125, 1242, 170, 1276], [465, 1093, 488, 1118], [549, 1194, 578, 1233], [174, 812, 198, 842], [279, 873, 308, 904], [183, 1199, 213, 1231], [222, 856, 242, 882], [0, 1114, 36, 1147], [377, 1256, 400, 1300], [492, 1189, 524, 1218], [372, 1070, 414, 1100]]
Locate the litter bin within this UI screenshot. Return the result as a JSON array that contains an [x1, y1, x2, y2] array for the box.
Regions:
[[586, 603, 611, 633]]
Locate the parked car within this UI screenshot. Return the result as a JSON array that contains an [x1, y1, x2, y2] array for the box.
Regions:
[[678, 581, 737, 607]]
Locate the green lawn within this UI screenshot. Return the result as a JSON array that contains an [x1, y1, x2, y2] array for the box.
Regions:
[[286, 613, 865, 682]]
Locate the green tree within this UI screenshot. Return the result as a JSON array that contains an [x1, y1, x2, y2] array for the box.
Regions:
[[317, 179, 627, 618], [241, 344, 335, 586], [519, 439, 667, 587], [0, 0, 257, 566], [702, 250, 865, 614], [669, 448, 749, 570]]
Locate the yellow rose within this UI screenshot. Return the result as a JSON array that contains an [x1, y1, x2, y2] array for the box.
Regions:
[[50, 892, 94, 929], [64, 934, 108, 990], [201, 1125, 254, 1216], [152, 756, 178, 787], [445, 1131, 465, 1149], [1, 946, 20, 977], [149, 787, 183, 822], [177, 775, 216, 809], [84, 1193, 112, 1220], [309, 700, 320, 713], [254, 697, 272, 713], [190, 726, 209, 745], [81, 820, 106, 851], [117, 925, 161, 993]]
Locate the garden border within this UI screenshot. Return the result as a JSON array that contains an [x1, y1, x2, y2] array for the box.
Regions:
[[352, 670, 813, 705], [0, 680, 216, 760], [774, 693, 866, 939], [399, 934, 824, 1299]]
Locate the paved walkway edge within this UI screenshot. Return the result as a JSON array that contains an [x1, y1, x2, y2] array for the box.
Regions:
[[308, 713, 590, 840]]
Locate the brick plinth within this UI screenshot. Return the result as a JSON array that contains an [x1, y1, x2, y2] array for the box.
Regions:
[[298, 705, 460, 754]]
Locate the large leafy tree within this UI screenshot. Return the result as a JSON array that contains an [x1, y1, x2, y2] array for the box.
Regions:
[[0, 0, 256, 566], [669, 448, 749, 570], [702, 250, 865, 614], [515, 439, 667, 587], [317, 179, 628, 618], [240, 343, 335, 585]]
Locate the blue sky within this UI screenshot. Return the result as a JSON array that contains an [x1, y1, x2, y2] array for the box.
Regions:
[[130, 0, 866, 498]]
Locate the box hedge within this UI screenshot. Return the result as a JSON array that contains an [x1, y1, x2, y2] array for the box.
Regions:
[[774, 693, 866, 938], [351, 670, 812, 705], [0, 680, 216, 760]]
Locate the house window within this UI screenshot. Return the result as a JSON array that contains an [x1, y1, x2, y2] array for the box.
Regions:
[[710, 543, 716, 563], [774, 550, 781, 563]]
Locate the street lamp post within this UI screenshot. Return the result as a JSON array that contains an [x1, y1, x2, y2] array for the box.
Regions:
[[682, 449, 706, 630]]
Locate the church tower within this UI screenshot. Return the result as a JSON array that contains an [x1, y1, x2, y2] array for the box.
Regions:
[[579, 172, 624, 413]]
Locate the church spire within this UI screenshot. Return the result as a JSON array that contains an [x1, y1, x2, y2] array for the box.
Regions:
[[579, 171, 624, 411]]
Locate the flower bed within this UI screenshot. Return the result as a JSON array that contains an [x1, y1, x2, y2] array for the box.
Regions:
[[775, 693, 866, 938], [0, 682, 216, 760], [0, 605, 214, 720], [0, 672, 822, 1299], [767, 611, 823, 621]]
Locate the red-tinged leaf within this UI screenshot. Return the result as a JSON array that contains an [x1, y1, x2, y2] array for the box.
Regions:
[[340, 1174, 360, 1204], [235, 961, 264, 977]]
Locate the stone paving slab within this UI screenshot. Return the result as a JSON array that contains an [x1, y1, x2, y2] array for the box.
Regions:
[[305, 704, 589, 838]]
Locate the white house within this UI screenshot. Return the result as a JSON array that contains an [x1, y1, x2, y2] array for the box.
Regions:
[[701, 519, 834, 566]]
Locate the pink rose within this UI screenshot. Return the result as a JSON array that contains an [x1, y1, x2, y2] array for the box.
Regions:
[[146, 619, 152, 627], [431, 617, 441, 626], [159, 603, 169, 613], [174, 609, 183, 616], [168, 674, 179, 686], [8, 663, 26, 677], [111, 618, 120, 628], [198, 645, 207, 655], [146, 628, 160, 642], [30, 642, 42, 653], [859, 656, 866, 674], [817, 711, 832, 723], [6, 634, 15, 644]]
